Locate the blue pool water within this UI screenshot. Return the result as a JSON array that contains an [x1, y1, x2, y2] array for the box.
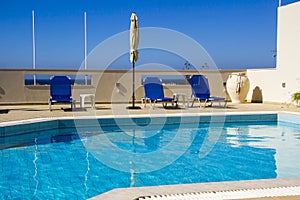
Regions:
[[1, 116, 300, 199]]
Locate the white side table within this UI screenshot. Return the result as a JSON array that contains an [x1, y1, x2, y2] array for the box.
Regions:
[[174, 93, 188, 108], [80, 94, 95, 109]]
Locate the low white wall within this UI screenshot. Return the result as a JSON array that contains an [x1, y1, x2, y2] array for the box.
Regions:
[[0, 69, 243, 104]]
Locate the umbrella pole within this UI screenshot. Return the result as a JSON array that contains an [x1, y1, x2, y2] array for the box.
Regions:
[[132, 59, 135, 108], [127, 54, 141, 109]]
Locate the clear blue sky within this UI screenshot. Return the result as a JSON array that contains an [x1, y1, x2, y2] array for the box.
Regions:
[[0, 0, 299, 70]]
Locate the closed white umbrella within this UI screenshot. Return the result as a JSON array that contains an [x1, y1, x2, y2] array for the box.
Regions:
[[130, 12, 139, 63], [128, 12, 140, 109]]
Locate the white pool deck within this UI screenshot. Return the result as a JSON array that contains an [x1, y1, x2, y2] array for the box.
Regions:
[[91, 178, 300, 200], [1, 102, 300, 200], [0, 102, 300, 124]]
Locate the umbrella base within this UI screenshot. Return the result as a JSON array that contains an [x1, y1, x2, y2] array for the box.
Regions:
[[126, 106, 141, 109]]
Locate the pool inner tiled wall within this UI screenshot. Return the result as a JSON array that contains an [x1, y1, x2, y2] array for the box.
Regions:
[[0, 113, 282, 137]]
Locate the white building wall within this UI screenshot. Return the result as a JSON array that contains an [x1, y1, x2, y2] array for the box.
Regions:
[[247, 2, 300, 103], [247, 69, 286, 103]]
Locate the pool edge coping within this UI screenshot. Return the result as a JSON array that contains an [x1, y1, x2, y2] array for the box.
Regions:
[[0, 110, 283, 127], [2, 111, 298, 137], [89, 178, 300, 200]]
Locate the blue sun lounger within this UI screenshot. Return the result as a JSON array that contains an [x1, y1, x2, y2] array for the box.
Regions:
[[189, 75, 227, 108], [48, 76, 76, 111], [143, 77, 178, 109]]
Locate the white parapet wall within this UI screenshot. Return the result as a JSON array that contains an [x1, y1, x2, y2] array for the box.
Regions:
[[247, 1, 300, 104], [0, 69, 243, 104]]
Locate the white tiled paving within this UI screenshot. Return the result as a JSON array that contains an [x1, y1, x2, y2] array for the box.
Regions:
[[0, 102, 299, 123], [134, 186, 300, 200], [91, 178, 300, 200]]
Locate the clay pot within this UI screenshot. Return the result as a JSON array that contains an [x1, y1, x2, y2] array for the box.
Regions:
[[226, 73, 250, 103]]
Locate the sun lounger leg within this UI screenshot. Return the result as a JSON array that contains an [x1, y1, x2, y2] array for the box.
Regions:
[[190, 99, 195, 107], [223, 100, 227, 108], [141, 98, 145, 108], [48, 98, 52, 111], [174, 101, 178, 108], [163, 102, 166, 108]]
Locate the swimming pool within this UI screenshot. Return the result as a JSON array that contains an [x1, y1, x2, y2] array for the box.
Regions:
[[1, 113, 300, 199]]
